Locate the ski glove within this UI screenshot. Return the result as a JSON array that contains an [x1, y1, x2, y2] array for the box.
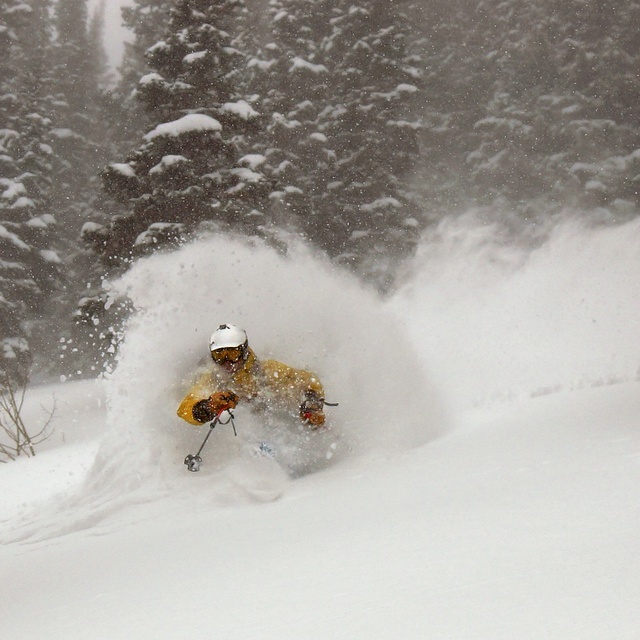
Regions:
[[300, 390, 326, 428], [303, 410, 326, 428], [192, 390, 239, 423]]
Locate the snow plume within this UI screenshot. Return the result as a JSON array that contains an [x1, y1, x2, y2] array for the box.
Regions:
[[392, 211, 640, 408], [5, 234, 447, 542], [83, 234, 447, 498]]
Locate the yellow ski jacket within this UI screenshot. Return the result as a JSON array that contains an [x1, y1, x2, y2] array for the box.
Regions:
[[177, 347, 324, 426]]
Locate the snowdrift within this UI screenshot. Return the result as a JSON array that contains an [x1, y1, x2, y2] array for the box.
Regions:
[[3, 212, 640, 544], [393, 212, 640, 406], [4, 233, 450, 540]]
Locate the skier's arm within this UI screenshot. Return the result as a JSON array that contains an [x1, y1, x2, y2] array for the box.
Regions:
[[262, 360, 326, 427], [177, 369, 239, 425]]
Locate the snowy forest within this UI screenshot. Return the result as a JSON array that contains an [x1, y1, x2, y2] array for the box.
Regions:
[[1, 0, 640, 388]]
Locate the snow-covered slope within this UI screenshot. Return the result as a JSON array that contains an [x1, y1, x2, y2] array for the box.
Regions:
[[1, 215, 639, 639]]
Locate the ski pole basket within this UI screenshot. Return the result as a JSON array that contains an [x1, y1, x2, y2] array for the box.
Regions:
[[183, 410, 237, 472]]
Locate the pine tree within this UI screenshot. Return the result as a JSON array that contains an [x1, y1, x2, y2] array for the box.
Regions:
[[0, 0, 60, 383], [246, 0, 335, 241], [48, 0, 109, 242], [87, 0, 114, 90], [251, 0, 423, 286], [552, 0, 640, 207], [99, 0, 170, 155], [452, 0, 640, 208], [96, 0, 274, 265], [120, 0, 175, 87], [317, 0, 423, 285]]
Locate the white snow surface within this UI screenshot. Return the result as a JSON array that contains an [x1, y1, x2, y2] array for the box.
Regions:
[[108, 161, 136, 177], [2, 214, 640, 639], [149, 154, 189, 175], [239, 153, 267, 169], [290, 56, 329, 74], [143, 114, 222, 141], [220, 100, 260, 119]]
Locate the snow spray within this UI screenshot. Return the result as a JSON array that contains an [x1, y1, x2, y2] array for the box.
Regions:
[[392, 212, 640, 408], [95, 233, 447, 493]]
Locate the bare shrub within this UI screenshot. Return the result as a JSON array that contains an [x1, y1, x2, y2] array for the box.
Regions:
[[0, 377, 54, 462]]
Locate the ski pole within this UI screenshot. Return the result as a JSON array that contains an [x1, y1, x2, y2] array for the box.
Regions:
[[184, 410, 237, 472]]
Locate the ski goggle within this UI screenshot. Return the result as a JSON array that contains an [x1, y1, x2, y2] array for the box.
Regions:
[[211, 346, 244, 364]]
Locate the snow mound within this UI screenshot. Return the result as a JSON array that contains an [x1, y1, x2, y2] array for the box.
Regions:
[[4, 235, 446, 541], [392, 213, 640, 407], [143, 114, 222, 141]]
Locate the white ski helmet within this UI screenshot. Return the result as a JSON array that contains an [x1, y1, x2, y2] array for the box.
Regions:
[[209, 324, 248, 352]]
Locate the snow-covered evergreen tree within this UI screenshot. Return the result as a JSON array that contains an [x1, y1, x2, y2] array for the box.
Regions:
[[250, 0, 423, 287], [551, 0, 640, 208], [120, 0, 175, 86], [246, 0, 334, 241], [110, 0, 175, 153], [87, 0, 114, 90], [12, 0, 121, 382], [48, 0, 110, 241], [418, 0, 640, 212], [317, 0, 423, 285], [96, 0, 274, 265], [0, 0, 60, 383]]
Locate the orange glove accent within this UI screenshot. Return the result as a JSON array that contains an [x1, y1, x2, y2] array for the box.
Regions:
[[208, 390, 239, 414]]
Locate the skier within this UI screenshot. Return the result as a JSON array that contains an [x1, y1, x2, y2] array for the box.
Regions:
[[177, 324, 327, 429]]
